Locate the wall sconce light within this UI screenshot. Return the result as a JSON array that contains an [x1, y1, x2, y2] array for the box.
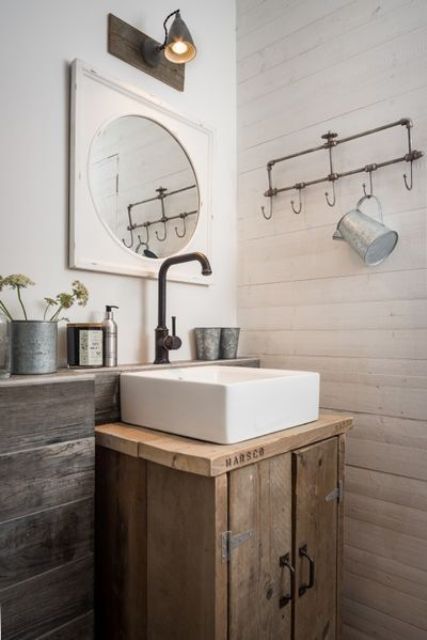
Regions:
[[108, 12, 196, 92], [142, 10, 197, 67]]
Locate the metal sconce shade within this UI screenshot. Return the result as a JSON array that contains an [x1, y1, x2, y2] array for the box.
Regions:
[[164, 12, 197, 64], [333, 195, 398, 266], [141, 10, 196, 67]]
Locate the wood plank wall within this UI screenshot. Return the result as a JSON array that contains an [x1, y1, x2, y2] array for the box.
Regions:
[[236, 1, 427, 638], [0, 380, 95, 639]]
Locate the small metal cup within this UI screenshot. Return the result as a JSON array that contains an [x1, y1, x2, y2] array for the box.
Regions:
[[194, 328, 221, 361], [220, 328, 240, 359]]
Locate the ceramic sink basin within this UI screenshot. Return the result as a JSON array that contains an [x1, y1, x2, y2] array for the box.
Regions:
[[120, 366, 320, 445]]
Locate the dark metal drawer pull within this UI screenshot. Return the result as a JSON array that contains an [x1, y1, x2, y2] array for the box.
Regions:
[[278, 552, 295, 608], [298, 544, 315, 596]]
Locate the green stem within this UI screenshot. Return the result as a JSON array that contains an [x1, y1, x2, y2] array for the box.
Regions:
[[16, 287, 27, 320], [43, 303, 50, 321], [0, 299, 13, 321], [49, 304, 63, 322]]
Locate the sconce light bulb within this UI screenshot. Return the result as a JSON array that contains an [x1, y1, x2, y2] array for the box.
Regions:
[[171, 40, 189, 55]]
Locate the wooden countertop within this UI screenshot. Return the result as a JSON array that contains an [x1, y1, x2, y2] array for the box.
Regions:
[[96, 414, 352, 477]]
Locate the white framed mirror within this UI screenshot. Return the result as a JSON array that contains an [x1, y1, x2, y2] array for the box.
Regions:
[[69, 59, 213, 284]]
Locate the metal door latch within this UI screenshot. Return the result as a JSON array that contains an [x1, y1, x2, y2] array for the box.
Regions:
[[221, 529, 254, 562]]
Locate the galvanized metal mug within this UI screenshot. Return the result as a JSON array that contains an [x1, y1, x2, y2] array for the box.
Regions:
[[11, 320, 58, 374], [333, 195, 398, 266]]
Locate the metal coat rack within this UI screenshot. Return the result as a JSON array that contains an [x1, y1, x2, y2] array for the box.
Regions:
[[260, 118, 424, 220], [122, 183, 198, 249]]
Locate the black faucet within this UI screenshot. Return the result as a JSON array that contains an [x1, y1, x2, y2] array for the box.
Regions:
[[154, 252, 212, 364]]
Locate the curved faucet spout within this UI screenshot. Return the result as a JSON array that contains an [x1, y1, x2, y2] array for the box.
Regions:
[[154, 252, 212, 364]]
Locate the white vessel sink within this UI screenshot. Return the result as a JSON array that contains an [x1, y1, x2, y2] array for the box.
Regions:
[[120, 366, 319, 445]]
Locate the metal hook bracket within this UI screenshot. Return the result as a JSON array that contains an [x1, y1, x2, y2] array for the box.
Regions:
[[155, 219, 168, 242], [325, 174, 338, 207], [322, 132, 338, 207], [175, 212, 188, 238], [290, 182, 305, 214], [261, 163, 275, 220], [362, 163, 378, 198]]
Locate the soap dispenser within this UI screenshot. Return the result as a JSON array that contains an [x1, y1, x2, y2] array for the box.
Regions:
[[103, 305, 119, 367]]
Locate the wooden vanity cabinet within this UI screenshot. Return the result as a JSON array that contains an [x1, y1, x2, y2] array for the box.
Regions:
[[96, 415, 351, 640]]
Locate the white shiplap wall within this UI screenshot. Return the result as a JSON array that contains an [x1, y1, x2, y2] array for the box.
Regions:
[[236, 1, 427, 637]]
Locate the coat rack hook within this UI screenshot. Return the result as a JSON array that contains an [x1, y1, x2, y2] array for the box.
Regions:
[[325, 175, 337, 207], [261, 164, 275, 220], [155, 219, 168, 242], [122, 226, 134, 249], [290, 183, 305, 214], [403, 159, 414, 190], [261, 199, 273, 220], [175, 213, 187, 238], [362, 163, 377, 197]]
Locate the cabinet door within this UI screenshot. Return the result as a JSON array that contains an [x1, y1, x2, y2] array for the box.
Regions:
[[293, 438, 338, 640], [229, 453, 293, 640]]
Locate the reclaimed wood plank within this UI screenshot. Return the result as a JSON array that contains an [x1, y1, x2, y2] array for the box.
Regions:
[[293, 438, 338, 640], [229, 453, 292, 640], [35, 612, 94, 640], [95, 414, 351, 476], [146, 463, 227, 640], [95, 447, 147, 640], [0, 379, 94, 453], [0, 556, 93, 640], [94, 372, 120, 425], [0, 439, 94, 522], [0, 498, 93, 591]]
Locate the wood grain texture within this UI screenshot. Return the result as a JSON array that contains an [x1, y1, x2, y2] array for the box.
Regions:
[[95, 447, 147, 640], [94, 372, 120, 424], [108, 14, 185, 92], [236, 1, 427, 635], [0, 556, 93, 640], [0, 438, 94, 522], [0, 498, 93, 591], [95, 414, 351, 477], [146, 462, 227, 640], [0, 379, 94, 453], [228, 453, 292, 640], [336, 435, 346, 640], [0, 377, 95, 639], [36, 612, 94, 639], [293, 438, 338, 640], [342, 596, 427, 640]]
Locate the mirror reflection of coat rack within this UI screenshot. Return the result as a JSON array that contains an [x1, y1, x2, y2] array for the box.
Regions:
[[70, 59, 213, 285], [122, 184, 198, 258]]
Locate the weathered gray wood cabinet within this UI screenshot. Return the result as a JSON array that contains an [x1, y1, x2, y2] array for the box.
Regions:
[[96, 414, 351, 640], [0, 378, 95, 640]]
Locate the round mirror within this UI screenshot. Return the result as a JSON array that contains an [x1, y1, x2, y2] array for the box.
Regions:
[[88, 115, 200, 259]]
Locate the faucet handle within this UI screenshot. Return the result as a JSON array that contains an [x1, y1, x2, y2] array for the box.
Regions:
[[165, 316, 182, 351]]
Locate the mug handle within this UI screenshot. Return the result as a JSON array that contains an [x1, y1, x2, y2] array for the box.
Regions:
[[356, 194, 384, 223]]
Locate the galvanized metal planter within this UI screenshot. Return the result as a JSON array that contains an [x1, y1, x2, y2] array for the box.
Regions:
[[220, 328, 240, 359], [194, 327, 221, 361], [11, 320, 58, 375]]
